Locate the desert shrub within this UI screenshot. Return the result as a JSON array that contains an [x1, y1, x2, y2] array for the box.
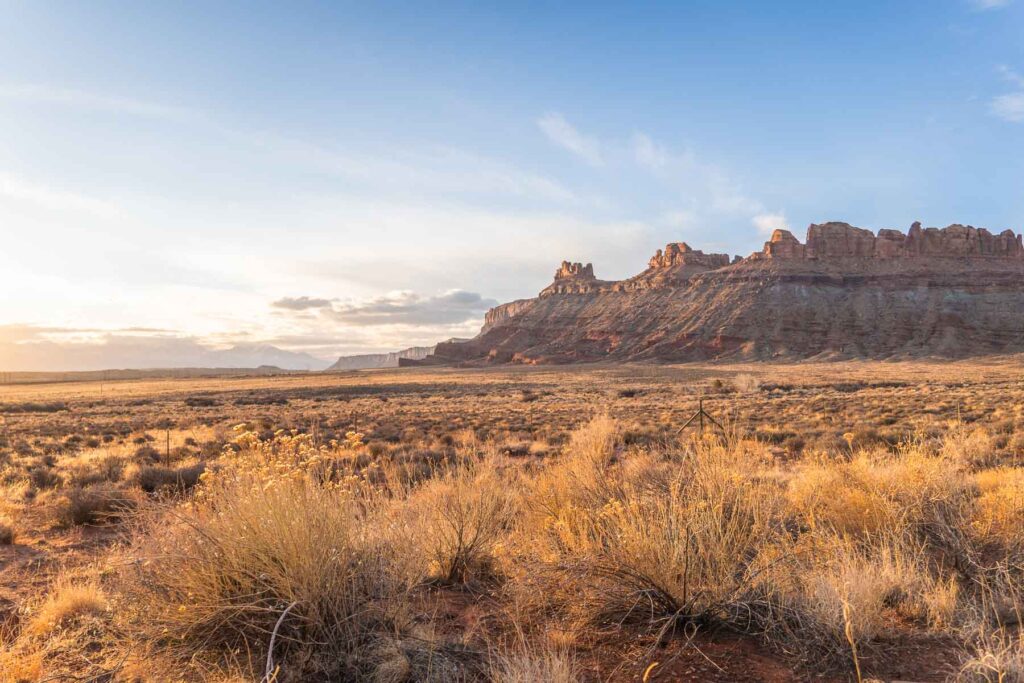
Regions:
[[132, 445, 160, 462], [943, 424, 999, 468], [54, 485, 128, 526], [0, 401, 66, 414], [957, 632, 1024, 682], [733, 373, 760, 393], [128, 462, 206, 493], [488, 643, 579, 682], [972, 467, 1024, 552], [566, 414, 618, 465], [64, 453, 126, 487], [787, 444, 974, 545], [399, 464, 520, 584], [26, 576, 107, 636], [28, 465, 61, 490], [521, 420, 784, 631], [128, 430, 452, 680], [769, 535, 960, 658]]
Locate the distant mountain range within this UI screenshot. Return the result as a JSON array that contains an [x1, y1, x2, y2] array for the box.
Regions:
[[327, 339, 469, 371], [0, 339, 332, 373], [205, 344, 330, 371]]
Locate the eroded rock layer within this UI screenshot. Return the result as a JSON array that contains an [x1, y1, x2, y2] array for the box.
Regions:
[[428, 221, 1024, 364]]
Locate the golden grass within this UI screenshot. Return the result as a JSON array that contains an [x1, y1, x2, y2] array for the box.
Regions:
[[26, 577, 107, 637], [8, 363, 1024, 680]]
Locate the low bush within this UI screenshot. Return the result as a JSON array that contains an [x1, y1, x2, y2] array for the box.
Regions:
[[128, 430, 452, 680], [54, 485, 129, 526], [26, 576, 107, 636]]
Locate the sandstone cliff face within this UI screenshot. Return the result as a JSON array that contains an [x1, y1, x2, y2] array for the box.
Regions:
[[760, 222, 1024, 260], [429, 221, 1024, 365]]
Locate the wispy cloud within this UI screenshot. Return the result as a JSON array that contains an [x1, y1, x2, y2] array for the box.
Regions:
[[991, 93, 1024, 122], [326, 290, 498, 326], [0, 172, 124, 218], [991, 66, 1024, 122], [0, 83, 193, 119], [998, 65, 1024, 88], [271, 296, 333, 311], [970, 0, 1012, 10], [537, 113, 604, 166], [630, 130, 778, 236], [752, 212, 790, 235]]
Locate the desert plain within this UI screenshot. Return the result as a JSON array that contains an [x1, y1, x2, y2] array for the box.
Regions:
[[2, 360, 1024, 682]]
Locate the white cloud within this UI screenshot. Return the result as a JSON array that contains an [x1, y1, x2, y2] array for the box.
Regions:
[[997, 65, 1024, 88], [970, 0, 1011, 9], [630, 129, 779, 236], [326, 289, 498, 326], [537, 113, 604, 166], [0, 172, 124, 218], [0, 83, 193, 119], [752, 212, 790, 235], [632, 132, 674, 169], [991, 93, 1024, 122], [261, 137, 586, 205], [271, 296, 333, 311]]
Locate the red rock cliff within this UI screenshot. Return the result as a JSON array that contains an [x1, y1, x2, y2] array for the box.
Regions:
[[760, 222, 1024, 260]]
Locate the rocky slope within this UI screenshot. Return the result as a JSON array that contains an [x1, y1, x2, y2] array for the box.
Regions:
[[427, 221, 1024, 364]]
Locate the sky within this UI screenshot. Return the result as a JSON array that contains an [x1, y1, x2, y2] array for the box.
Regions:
[[1, 0, 1023, 371]]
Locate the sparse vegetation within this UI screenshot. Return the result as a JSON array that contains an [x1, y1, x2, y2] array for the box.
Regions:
[[4, 362, 1024, 681]]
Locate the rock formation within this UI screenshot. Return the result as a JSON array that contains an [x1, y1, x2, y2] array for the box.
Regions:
[[648, 243, 731, 270], [541, 261, 603, 295], [758, 221, 1024, 260], [424, 221, 1024, 365]]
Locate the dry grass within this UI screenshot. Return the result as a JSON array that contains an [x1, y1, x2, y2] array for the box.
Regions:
[[957, 632, 1024, 682], [6, 363, 1024, 681], [127, 435, 419, 680], [0, 516, 13, 545], [519, 431, 783, 634], [400, 464, 520, 585], [25, 576, 107, 637], [488, 643, 580, 682]]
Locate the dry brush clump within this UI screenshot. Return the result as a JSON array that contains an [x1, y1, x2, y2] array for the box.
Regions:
[[127, 430, 430, 680], [397, 464, 520, 585], [499, 418, 790, 651]]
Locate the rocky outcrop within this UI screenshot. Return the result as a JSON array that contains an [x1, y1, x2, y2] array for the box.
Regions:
[[760, 222, 1024, 260], [423, 220, 1024, 365], [648, 243, 731, 269], [763, 229, 805, 259], [482, 299, 535, 333], [541, 261, 605, 295], [554, 261, 594, 279]]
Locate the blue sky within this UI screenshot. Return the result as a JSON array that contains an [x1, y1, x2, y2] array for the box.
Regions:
[[1, 0, 1022, 369]]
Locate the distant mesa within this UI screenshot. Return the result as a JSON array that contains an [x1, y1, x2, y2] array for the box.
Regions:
[[422, 220, 1024, 365], [327, 339, 469, 371]]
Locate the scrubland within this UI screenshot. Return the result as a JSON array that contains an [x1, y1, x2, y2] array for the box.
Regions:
[[3, 361, 1024, 681]]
